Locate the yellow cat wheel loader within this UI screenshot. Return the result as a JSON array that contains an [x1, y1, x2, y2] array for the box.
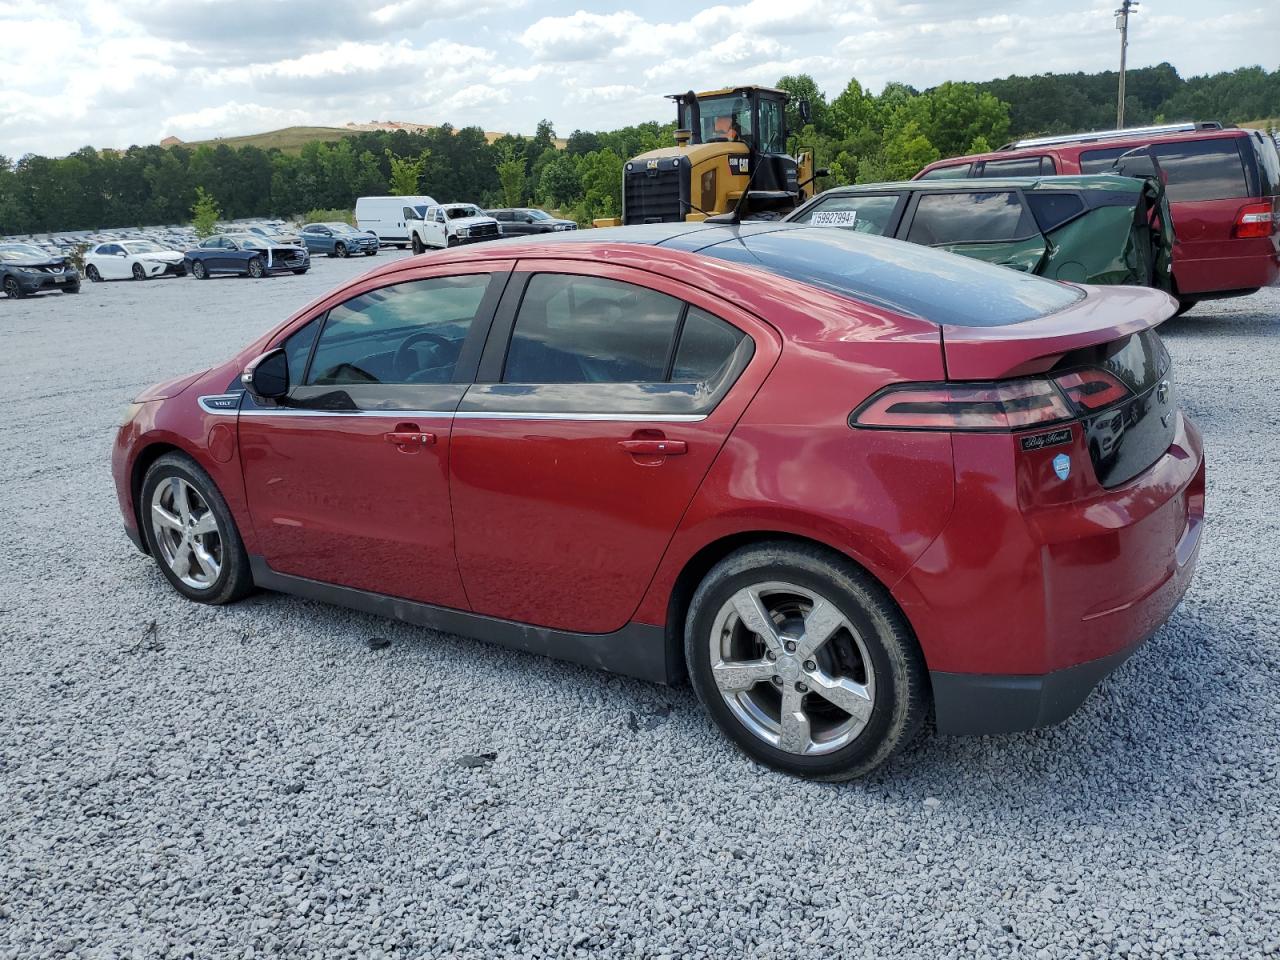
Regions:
[[600, 86, 824, 227]]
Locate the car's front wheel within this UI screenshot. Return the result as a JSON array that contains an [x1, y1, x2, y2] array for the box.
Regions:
[[335, 242, 348, 258], [364, 248, 377, 257], [86, 265, 103, 282], [411, 235, 424, 254], [191, 260, 207, 280], [2, 276, 24, 298], [292, 268, 309, 275], [61, 282, 80, 294], [685, 542, 928, 781], [141, 453, 254, 605], [132, 263, 147, 281], [246, 257, 265, 278]]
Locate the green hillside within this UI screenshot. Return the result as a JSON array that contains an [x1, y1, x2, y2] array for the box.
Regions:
[[180, 126, 355, 153]]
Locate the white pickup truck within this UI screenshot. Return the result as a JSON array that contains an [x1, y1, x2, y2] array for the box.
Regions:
[[409, 203, 502, 253]]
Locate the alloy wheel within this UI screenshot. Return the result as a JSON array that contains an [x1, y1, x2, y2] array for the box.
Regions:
[[149, 477, 223, 590], [87, 265, 102, 282], [708, 581, 876, 756], [3, 276, 22, 298], [132, 263, 146, 280]]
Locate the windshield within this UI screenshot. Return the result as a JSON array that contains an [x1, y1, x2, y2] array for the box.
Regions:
[[527, 209, 551, 220], [328, 223, 359, 233], [123, 241, 165, 253], [445, 205, 483, 219], [233, 237, 266, 249], [683, 94, 753, 143], [0, 243, 48, 260]]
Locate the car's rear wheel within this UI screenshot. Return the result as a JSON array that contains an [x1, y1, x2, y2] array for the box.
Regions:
[[246, 257, 265, 278], [191, 261, 207, 280], [86, 265, 103, 282], [141, 453, 254, 605], [335, 242, 348, 258], [132, 263, 147, 280], [685, 542, 928, 781], [3, 276, 24, 298]]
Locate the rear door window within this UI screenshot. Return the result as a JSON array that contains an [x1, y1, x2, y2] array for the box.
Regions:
[[503, 274, 683, 383], [1026, 192, 1086, 232], [906, 191, 1035, 244], [1079, 147, 1129, 173], [981, 156, 1054, 177], [918, 163, 972, 180], [671, 307, 747, 383], [1150, 138, 1249, 201], [789, 193, 902, 236], [1250, 132, 1279, 196]]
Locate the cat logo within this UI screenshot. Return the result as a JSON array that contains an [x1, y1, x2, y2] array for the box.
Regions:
[[647, 159, 660, 170]]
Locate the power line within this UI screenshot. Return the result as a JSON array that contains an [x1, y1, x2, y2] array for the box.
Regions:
[[1115, 0, 1139, 127]]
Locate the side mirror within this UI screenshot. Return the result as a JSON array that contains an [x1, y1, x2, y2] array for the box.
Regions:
[[815, 167, 830, 178], [525, 215, 535, 223], [242, 348, 289, 401], [798, 99, 812, 125]]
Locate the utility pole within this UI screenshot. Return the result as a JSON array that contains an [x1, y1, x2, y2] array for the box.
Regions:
[[1115, 0, 1138, 128]]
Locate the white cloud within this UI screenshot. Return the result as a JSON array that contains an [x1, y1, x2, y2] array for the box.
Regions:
[[1, 0, 1276, 157]]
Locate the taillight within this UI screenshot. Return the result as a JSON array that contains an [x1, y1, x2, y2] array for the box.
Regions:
[[1051, 369, 1131, 412], [853, 367, 1133, 432], [1233, 200, 1276, 239], [853, 379, 1073, 431]]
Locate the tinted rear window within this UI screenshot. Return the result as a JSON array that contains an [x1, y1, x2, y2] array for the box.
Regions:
[[702, 227, 1082, 327], [982, 156, 1054, 177], [1027, 193, 1086, 232], [1151, 138, 1249, 201], [918, 164, 971, 180], [1079, 147, 1130, 173], [907, 191, 1035, 244]]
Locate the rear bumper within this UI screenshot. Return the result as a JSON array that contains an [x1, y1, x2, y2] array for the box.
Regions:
[[930, 509, 1202, 734], [896, 412, 1206, 733], [1173, 247, 1279, 295]]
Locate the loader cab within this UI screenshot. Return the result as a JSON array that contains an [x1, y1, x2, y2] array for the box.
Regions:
[[675, 88, 788, 157]]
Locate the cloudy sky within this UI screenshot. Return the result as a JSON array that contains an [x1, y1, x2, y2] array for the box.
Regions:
[[2, 0, 1275, 157]]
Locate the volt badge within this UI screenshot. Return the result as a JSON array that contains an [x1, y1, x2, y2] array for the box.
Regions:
[[1052, 453, 1071, 481]]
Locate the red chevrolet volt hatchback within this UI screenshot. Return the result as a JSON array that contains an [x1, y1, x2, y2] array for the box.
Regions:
[[112, 224, 1205, 780]]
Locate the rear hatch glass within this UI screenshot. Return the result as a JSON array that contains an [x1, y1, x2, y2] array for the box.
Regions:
[[1054, 328, 1174, 487], [701, 226, 1082, 327]]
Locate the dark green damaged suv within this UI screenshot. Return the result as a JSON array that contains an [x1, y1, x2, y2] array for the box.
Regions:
[[784, 175, 1175, 292]]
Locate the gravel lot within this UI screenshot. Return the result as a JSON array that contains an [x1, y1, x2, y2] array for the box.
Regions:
[[1, 258, 1278, 959]]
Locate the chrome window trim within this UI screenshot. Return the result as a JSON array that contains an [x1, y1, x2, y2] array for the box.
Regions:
[[234, 407, 706, 423]]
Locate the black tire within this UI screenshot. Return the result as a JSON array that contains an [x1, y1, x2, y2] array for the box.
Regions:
[[61, 282, 80, 294], [364, 248, 377, 256], [684, 541, 929, 781], [411, 235, 424, 255], [398, 243, 408, 250], [446, 235, 459, 248], [292, 268, 309, 275], [86, 265, 103, 282], [174, 266, 187, 277], [191, 260, 207, 280], [246, 256, 265, 279], [132, 262, 147, 281], [140, 453, 255, 605], [1175, 297, 1199, 317], [335, 242, 348, 258], [3, 276, 24, 299]]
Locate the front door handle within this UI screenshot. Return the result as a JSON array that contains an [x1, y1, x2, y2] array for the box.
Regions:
[[385, 430, 436, 446], [618, 439, 687, 456]]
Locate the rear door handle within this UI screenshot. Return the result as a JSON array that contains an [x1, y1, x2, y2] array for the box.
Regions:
[[618, 439, 687, 456], [385, 430, 436, 446]]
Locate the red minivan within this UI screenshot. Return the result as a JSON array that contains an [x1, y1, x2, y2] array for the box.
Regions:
[[915, 123, 1280, 309]]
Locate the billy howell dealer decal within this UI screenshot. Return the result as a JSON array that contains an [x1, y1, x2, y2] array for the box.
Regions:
[[1019, 428, 1073, 452]]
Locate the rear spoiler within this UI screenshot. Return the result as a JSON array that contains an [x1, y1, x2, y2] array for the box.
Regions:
[[941, 284, 1178, 380]]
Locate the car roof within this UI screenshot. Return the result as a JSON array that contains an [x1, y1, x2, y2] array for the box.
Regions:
[[817, 174, 1144, 195], [923, 127, 1251, 168], [363, 222, 1081, 327]]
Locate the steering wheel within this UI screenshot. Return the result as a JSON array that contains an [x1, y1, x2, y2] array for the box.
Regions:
[[394, 330, 452, 380]]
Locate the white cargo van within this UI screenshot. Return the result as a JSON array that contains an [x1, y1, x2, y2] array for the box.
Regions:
[[354, 195, 438, 249]]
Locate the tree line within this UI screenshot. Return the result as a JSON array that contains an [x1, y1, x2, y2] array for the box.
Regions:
[[0, 62, 1275, 236]]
